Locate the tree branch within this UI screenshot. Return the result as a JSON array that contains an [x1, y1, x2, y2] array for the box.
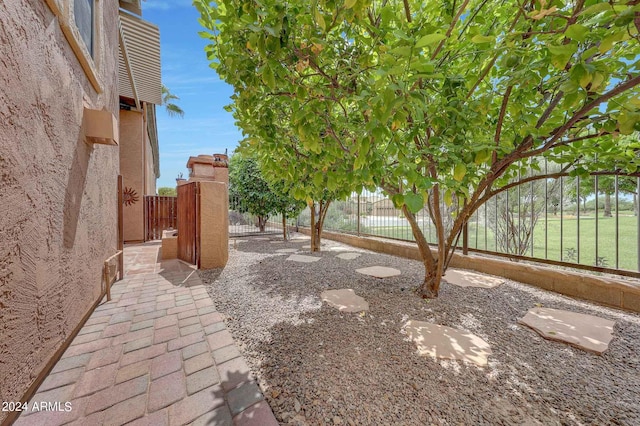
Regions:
[[493, 85, 513, 164], [431, 0, 470, 60], [402, 0, 412, 22], [544, 74, 640, 149], [523, 131, 611, 158]]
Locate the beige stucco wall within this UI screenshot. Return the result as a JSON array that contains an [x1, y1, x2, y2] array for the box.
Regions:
[[0, 0, 119, 420], [199, 182, 229, 269], [119, 109, 145, 242]]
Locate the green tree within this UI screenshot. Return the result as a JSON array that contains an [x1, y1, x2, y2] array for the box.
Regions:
[[161, 84, 184, 118], [566, 174, 637, 217], [157, 187, 177, 196], [234, 92, 365, 250], [197, 0, 640, 298], [269, 179, 306, 240], [229, 151, 277, 232]]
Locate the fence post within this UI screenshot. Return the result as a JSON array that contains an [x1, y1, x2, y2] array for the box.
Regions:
[[463, 222, 468, 255], [462, 198, 468, 255], [357, 194, 361, 236]]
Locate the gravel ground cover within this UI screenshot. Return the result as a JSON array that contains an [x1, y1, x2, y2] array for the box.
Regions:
[[198, 233, 640, 425]]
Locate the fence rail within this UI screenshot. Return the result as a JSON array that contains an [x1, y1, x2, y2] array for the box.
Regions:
[[296, 170, 640, 280]]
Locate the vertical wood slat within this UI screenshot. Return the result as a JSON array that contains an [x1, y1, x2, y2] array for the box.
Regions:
[[144, 195, 177, 241], [177, 182, 198, 265]]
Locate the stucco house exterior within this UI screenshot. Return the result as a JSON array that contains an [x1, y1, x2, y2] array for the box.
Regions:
[[0, 1, 160, 423], [119, 0, 162, 243], [372, 198, 398, 216]]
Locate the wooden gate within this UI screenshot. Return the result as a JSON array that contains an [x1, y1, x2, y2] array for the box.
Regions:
[[144, 196, 177, 241], [177, 182, 200, 266]]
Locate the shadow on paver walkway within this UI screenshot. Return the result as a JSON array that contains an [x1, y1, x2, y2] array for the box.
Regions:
[[15, 242, 277, 426]]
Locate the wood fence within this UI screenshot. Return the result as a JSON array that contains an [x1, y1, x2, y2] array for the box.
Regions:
[[177, 182, 200, 266], [144, 196, 177, 241]]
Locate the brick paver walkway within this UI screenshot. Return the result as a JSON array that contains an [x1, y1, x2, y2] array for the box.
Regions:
[[15, 242, 277, 426]]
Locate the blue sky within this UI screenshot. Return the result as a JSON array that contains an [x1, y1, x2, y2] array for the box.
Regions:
[[143, 0, 241, 189]]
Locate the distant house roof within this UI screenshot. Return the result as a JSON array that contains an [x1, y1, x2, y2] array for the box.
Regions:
[[118, 10, 161, 106]]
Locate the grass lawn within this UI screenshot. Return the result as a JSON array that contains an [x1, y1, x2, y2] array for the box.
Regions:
[[367, 212, 640, 272]]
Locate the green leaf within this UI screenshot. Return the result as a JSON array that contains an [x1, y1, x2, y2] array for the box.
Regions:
[[404, 192, 424, 213], [391, 194, 405, 208], [565, 24, 588, 42], [453, 163, 467, 182], [471, 34, 494, 44], [415, 33, 446, 48], [314, 9, 326, 31], [327, 174, 337, 190], [443, 190, 453, 207], [547, 44, 577, 57], [389, 46, 413, 57], [581, 2, 611, 15], [344, 0, 357, 9], [313, 172, 324, 187], [618, 112, 640, 135], [474, 150, 491, 165], [262, 66, 275, 90]]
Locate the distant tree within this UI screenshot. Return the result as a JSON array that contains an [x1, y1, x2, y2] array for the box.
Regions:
[[567, 174, 637, 217], [158, 187, 177, 196], [269, 179, 306, 240], [229, 151, 279, 232], [161, 84, 184, 118]]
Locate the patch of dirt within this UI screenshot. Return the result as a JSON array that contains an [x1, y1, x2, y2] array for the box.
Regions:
[[199, 234, 640, 425]]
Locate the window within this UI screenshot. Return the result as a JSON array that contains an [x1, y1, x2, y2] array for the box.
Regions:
[[74, 0, 94, 57], [43, 0, 102, 90]]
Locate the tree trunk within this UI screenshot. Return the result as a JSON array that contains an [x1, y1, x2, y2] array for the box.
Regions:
[[311, 224, 321, 251], [401, 204, 440, 298], [604, 193, 612, 217], [258, 216, 266, 232], [421, 267, 441, 298], [308, 200, 330, 252], [282, 214, 288, 240]]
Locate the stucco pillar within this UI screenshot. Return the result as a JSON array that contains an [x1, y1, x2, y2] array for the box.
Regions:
[[198, 181, 229, 269]]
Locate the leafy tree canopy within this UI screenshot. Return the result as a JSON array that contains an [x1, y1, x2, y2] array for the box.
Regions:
[[158, 187, 177, 196], [197, 0, 640, 296]]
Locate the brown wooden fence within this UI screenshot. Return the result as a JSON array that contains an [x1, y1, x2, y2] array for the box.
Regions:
[[144, 196, 177, 241], [177, 182, 200, 266]]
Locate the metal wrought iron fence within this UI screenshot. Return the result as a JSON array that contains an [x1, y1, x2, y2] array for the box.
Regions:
[[296, 164, 640, 279], [228, 193, 282, 237]]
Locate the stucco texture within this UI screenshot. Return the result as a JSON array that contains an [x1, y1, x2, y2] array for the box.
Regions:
[[0, 0, 119, 419], [119, 109, 145, 242], [199, 182, 229, 269]]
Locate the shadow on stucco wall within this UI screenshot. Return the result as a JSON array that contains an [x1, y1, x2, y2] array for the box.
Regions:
[[63, 134, 92, 248]]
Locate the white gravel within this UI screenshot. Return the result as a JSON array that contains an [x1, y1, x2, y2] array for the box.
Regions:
[[198, 233, 640, 425]]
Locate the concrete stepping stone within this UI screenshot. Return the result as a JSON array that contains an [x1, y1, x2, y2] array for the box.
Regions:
[[286, 254, 321, 263], [518, 307, 615, 354], [321, 289, 369, 313], [336, 253, 361, 260], [443, 269, 504, 289], [404, 320, 492, 367], [356, 266, 401, 278], [275, 248, 298, 253]]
